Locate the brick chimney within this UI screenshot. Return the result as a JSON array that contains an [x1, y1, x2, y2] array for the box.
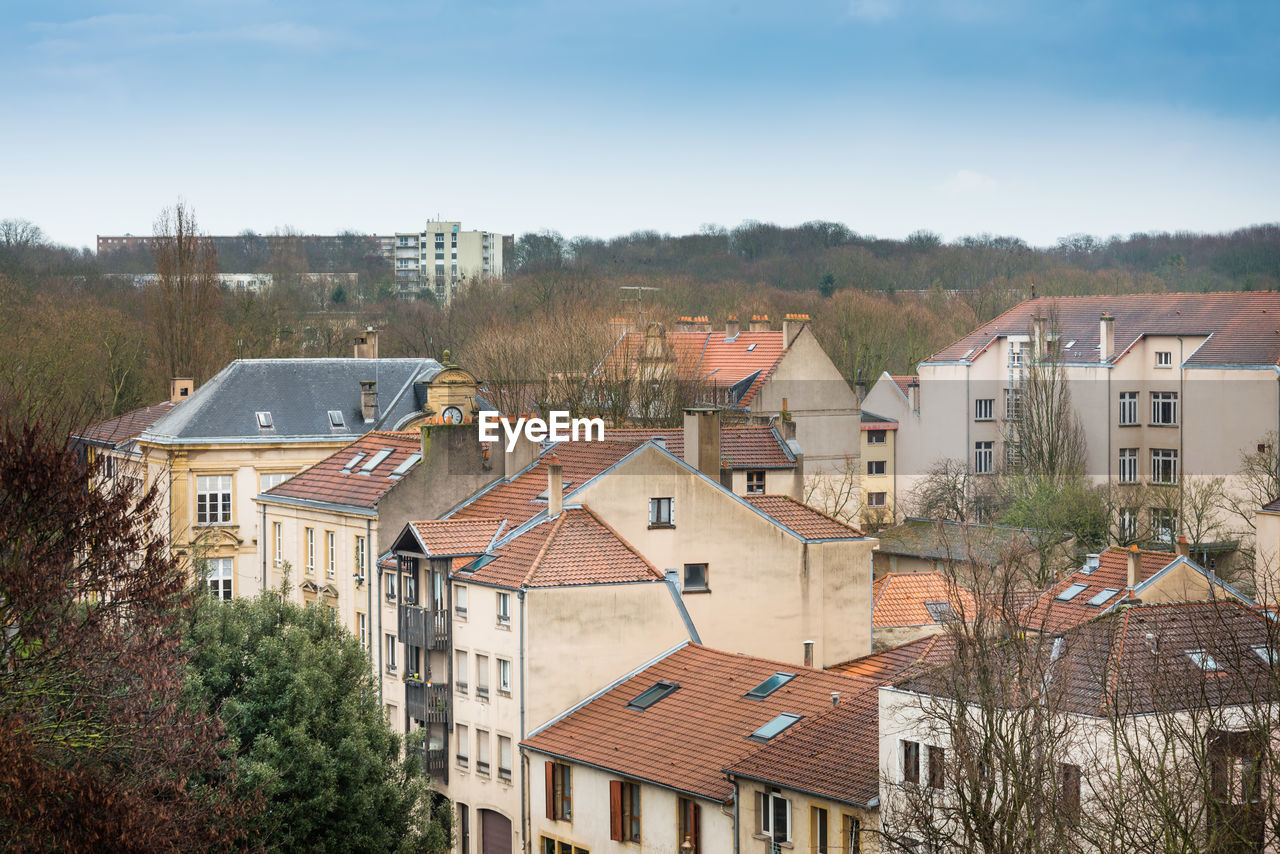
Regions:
[[725, 315, 740, 340], [1127, 544, 1141, 589], [360, 380, 377, 422], [169, 377, 193, 404], [1099, 313, 1115, 363], [683, 408, 722, 479], [782, 313, 811, 346], [353, 326, 379, 359], [1176, 535, 1190, 559], [749, 314, 771, 332], [547, 453, 563, 516]]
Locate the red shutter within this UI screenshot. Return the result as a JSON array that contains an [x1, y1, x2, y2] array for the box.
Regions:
[[609, 780, 624, 841], [545, 761, 555, 820]]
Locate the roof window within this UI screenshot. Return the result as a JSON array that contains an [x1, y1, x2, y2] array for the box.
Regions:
[[1186, 650, 1221, 672], [924, 601, 956, 622], [746, 343, 757, 352], [1087, 588, 1120, 607], [750, 712, 802, 741], [627, 680, 680, 710], [360, 448, 393, 473], [746, 671, 796, 700], [341, 452, 366, 473], [328, 410, 346, 429], [255, 411, 273, 429], [1055, 582, 1089, 602], [389, 453, 422, 479], [1253, 645, 1276, 665]]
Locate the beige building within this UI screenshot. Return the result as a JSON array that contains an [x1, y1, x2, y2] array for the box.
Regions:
[[392, 220, 508, 302], [860, 409, 898, 526], [862, 293, 1280, 559], [1254, 497, 1280, 604]]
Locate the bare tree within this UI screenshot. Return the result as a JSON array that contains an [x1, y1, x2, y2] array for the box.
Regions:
[[147, 201, 224, 382], [1004, 313, 1087, 480]]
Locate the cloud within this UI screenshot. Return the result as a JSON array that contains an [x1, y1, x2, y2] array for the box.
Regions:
[[848, 0, 899, 20], [940, 168, 998, 194]]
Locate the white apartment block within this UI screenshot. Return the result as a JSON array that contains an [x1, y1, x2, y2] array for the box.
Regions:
[[393, 221, 507, 303]]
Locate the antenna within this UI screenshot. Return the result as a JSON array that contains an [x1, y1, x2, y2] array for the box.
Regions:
[[619, 285, 660, 325]]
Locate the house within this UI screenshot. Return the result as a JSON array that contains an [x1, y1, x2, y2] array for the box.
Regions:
[[870, 572, 978, 648], [72, 394, 182, 489], [1253, 497, 1280, 604], [862, 293, 1280, 556], [860, 409, 898, 525], [1016, 544, 1254, 634], [871, 517, 1071, 579]]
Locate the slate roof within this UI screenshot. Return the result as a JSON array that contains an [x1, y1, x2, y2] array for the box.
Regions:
[[1017, 547, 1179, 633], [872, 572, 978, 628], [258, 431, 421, 510], [75, 401, 178, 448], [140, 358, 443, 443], [522, 644, 872, 803], [607, 329, 789, 407], [603, 425, 797, 469], [742, 495, 864, 540], [874, 517, 1061, 566], [928, 293, 1280, 367], [456, 506, 663, 589]]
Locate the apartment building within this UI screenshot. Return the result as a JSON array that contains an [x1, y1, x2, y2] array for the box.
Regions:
[[392, 221, 507, 302], [862, 293, 1280, 557], [860, 409, 898, 525]]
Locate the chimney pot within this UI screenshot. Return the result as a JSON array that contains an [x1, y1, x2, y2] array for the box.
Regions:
[[1127, 544, 1141, 589], [782, 313, 811, 346], [749, 314, 771, 332], [1176, 535, 1190, 559], [725, 315, 740, 339]]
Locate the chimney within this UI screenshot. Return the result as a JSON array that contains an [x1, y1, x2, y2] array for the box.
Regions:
[[503, 421, 541, 478], [1176, 535, 1190, 559], [1032, 314, 1048, 359], [641, 322, 668, 360], [782, 313, 811, 346], [1127, 544, 1141, 589], [908, 378, 920, 415], [803, 639, 814, 668], [855, 369, 866, 403], [169, 377, 193, 404], [682, 408, 722, 479], [749, 314, 771, 332], [360, 380, 377, 422], [1099, 313, 1115, 363], [547, 453, 563, 516], [353, 326, 379, 359], [692, 315, 711, 333], [725, 315, 740, 340], [674, 315, 696, 333]]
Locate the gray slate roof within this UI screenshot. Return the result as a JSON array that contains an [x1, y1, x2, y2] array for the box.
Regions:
[[141, 358, 443, 444]]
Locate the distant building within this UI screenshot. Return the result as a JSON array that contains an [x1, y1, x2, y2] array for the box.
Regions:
[[391, 221, 508, 302]]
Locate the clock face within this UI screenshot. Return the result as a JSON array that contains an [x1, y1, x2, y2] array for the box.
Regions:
[[442, 406, 464, 424]]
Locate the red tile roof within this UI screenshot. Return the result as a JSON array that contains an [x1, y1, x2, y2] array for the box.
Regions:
[[929, 292, 1280, 367], [607, 329, 789, 406], [260, 431, 420, 510], [890, 375, 918, 397], [408, 519, 507, 556], [603, 425, 796, 468], [871, 572, 978, 627], [76, 401, 178, 448], [522, 644, 872, 803], [1017, 547, 1178, 633], [460, 506, 663, 589], [829, 634, 955, 682], [742, 495, 864, 539]]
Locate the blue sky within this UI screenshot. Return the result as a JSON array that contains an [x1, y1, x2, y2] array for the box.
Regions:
[[3, 0, 1278, 248]]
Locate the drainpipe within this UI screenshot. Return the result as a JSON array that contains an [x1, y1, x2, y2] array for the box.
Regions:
[[1178, 336, 1185, 540], [376, 558, 384, 707], [519, 588, 528, 853], [260, 505, 267, 591], [367, 518, 374, 671], [732, 777, 740, 854]]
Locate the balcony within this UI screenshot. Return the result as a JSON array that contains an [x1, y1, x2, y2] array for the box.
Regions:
[[424, 744, 447, 783], [398, 605, 450, 651], [404, 679, 450, 724]]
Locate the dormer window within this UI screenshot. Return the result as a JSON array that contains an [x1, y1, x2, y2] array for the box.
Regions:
[[328, 410, 345, 429], [255, 411, 273, 429]]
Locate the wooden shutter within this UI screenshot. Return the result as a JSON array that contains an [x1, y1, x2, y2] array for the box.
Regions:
[[545, 761, 555, 820], [609, 780, 624, 841], [690, 801, 701, 854]]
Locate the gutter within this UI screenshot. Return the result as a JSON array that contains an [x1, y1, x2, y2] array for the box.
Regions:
[[663, 571, 702, 644], [260, 504, 267, 590], [519, 589, 528, 853]]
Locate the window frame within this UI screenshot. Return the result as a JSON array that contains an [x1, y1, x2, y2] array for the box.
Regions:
[[866, 429, 886, 445], [1151, 448, 1179, 485], [648, 497, 674, 528], [1118, 391, 1138, 426], [498, 657, 512, 694], [205, 557, 233, 601], [326, 530, 336, 578], [902, 740, 921, 785], [866, 459, 886, 476], [757, 788, 792, 842], [1118, 448, 1138, 484], [305, 527, 315, 573], [974, 398, 994, 421], [1155, 350, 1173, 368], [195, 474, 233, 526], [273, 521, 283, 566], [683, 563, 710, 593], [497, 591, 511, 626], [867, 491, 887, 507], [974, 441, 994, 475], [1151, 391, 1179, 426], [928, 745, 946, 789], [745, 469, 766, 494], [384, 633, 397, 672]]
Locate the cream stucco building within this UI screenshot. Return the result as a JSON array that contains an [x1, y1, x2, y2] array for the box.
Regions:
[[393, 220, 508, 302]]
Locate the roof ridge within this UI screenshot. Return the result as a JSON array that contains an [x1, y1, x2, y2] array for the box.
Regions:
[[521, 510, 571, 587], [574, 505, 664, 580]]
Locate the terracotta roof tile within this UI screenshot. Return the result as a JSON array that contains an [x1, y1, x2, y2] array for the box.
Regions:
[[891, 375, 918, 396], [829, 634, 956, 682], [260, 431, 420, 509], [871, 572, 978, 628], [522, 644, 873, 802], [607, 330, 789, 407], [409, 519, 506, 556], [603, 425, 796, 469], [76, 401, 178, 448], [1017, 547, 1177, 633], [742, 495, 864, 540]]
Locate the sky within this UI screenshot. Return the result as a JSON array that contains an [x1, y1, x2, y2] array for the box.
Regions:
[[2, 0, 1278, 249]]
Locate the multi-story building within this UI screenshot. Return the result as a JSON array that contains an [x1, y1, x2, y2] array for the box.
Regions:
[[392, 221, 507, 302], [860, 409, 898, 525]]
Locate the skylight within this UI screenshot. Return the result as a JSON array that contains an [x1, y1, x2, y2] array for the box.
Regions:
[[924, 601, 956, 622], [255, 411, 273, 429], [627, 680, 679, 710], [745, 672, 796, 700], [341, 452, 366, 473], [389, 453, 422, 479], [1253, 645, 1276, 666], [328, 410, 346, 429], [746, 343, 757, 352], [1186, 650, 1222, 672], [1087, 588, 1120, 607], [1065, 340, 1076, 350], [750, 713, 802, 741], [1055, 583, 1089, 602], [461, 554, 496, 572], [360, 448, 394, 473]]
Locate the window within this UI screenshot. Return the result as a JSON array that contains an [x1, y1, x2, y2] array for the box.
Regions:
[[1210, 730, 1264, 809], [403, 571, 417, 605], [455, 724, 469, 767], [974, 398, 994, 421], [255, 411, 273, 429], [196, 475, 232, 525], [452, 651, 469, 694], [683, 563, 709, 592], [928, 746, 946, 789], [497, 592, 511, 626], [842, 815, 861, 854], [677, 797, 702, 854], [924, 601, 956, 622], [355, 536, 367, 582], [811, 807, 829, 854], [974, 441, 994, 474], [1151, 449, 1179, 484], [1004, 388, 1022, 420], [546, 761, 572, 820], [867, 460, 886, 476], [1119, 507, 1139, 542], [866, 429, 886, 444], [751, 713, 803, 741], [384, 571, 398, 601], [649, 497, 673, 527], [358, 612, 368, 649], [498, 658, 512, 694], [609, 781, 641, 842], [1156, 350, 1172, 367], [867, 491, 887, 507], [1187, 649, 1222, 672], [1151, 507, 1178, 543], [459, 804, 470, 854], [1119, 391, 1138, 426], [1008, 342, 1023, 367], [498, 735, 512, 781], [1060, 763, 1081, 822], [902, 740, 921, 785], [260, 472, 290, 492], [205, 557, 233, 600], [1056, 582, 1089, 601], [385, 634, 397, 672], [1252, 645, 1276, 665], [305, 527, 315, 573], [757, 788, 791, 842], [455, 584, 468, 618], [326, 531, 336, 578], [327, 409, 345, 429], [1151, 391, 1179, 426], [273, 521, 282, 566], [746, 672, 796, 699], [746, 470, 765, 494], [1118, 448, 1138, 483], [476, 654, 490, 699], [627, 680, 679, 710], [1087, 588, 1120, 607], [476, 728, 490, 775]]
